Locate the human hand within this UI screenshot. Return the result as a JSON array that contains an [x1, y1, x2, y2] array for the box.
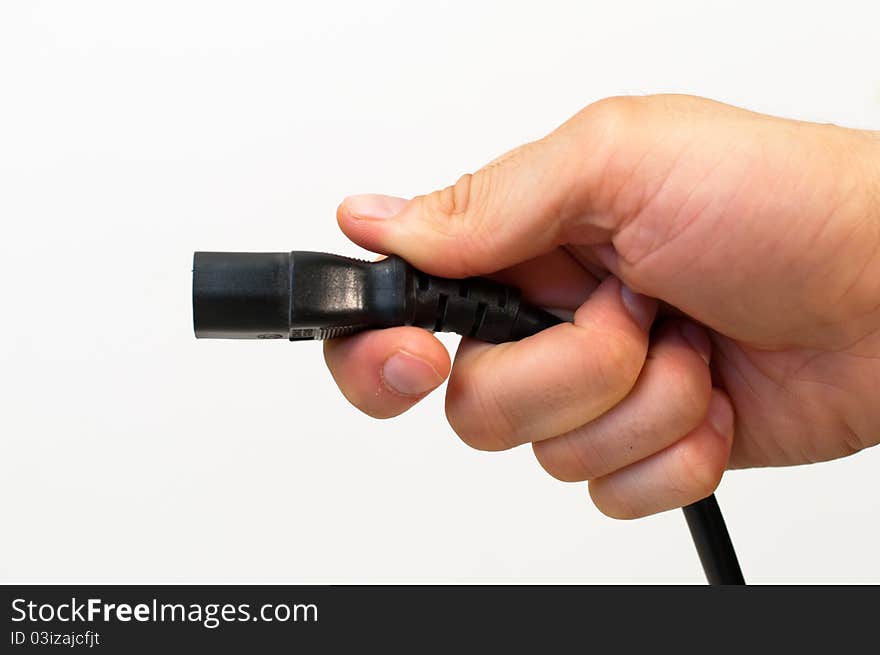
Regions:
[[324, 94, 880, 518]]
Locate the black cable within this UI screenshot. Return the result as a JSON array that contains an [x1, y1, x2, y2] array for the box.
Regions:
[[683, 495, 745, 584], [193, 250, 747, 584]]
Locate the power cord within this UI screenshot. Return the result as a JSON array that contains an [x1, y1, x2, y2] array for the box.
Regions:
[[192, 250, 746, 585]]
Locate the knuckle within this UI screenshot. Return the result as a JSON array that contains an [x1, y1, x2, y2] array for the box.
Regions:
[[445, 370, 517, 452], [416, 171, 494, 276], [421, 170, 496, 230], [575, 95, 645, 145], [655, 354, 712, 432], [588, 481, 642, 520], [679, 439, 725, 501], [563, 96, 654, 225], [573, 442, 610, 482], [450, 172, 475, 216], [532, 440, 579, 482], [423, 173, 475, 218], [588, 328, 644, 402], [533, 436, 604, 483]]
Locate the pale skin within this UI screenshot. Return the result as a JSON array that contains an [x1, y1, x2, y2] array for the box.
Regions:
[[323, 94, 880, 519]]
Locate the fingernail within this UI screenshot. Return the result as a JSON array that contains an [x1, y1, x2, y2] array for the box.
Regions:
[[620, 283, 657, 331], [678, 321, 711, 364], [381, 351, 443, 396], [344, 194, 409, 220], [707, 393, 734, 438]]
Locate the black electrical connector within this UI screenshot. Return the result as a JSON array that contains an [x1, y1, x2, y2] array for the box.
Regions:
[[192, 250, 745, 585], [193, 251, 561, 342]]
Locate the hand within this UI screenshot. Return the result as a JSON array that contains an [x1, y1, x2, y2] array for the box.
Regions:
[[324, 94, 880, 518]]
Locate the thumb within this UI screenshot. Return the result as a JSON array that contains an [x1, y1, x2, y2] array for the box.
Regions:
[[336, 116, 611, 278]]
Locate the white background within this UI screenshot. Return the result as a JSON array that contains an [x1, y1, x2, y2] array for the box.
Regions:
[[1, 0, 878, 583]]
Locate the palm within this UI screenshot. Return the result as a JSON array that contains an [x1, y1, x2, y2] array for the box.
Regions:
[[711, 336, 876, 467]]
